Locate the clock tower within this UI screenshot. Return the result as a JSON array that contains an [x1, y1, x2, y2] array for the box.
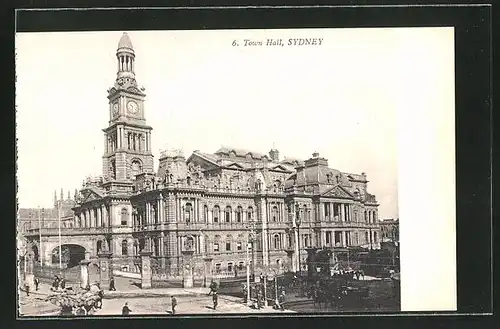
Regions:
[[102, 32, 154, 187]]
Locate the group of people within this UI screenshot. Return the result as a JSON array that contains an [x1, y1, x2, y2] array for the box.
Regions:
[[23, 276, 40, 296], [51, 275, 66, 291], [121, 296, 180, 315]]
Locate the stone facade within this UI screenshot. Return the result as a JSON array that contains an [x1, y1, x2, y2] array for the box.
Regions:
[[23, 33, 382, 277]]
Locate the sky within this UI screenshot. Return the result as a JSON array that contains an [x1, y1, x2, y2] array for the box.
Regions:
[[15, 28, 453, 218]]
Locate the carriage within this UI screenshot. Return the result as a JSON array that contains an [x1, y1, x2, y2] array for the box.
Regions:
[[45, 283, 104, 316]]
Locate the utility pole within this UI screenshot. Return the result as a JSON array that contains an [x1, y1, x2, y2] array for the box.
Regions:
[[38, 207, 43, 268], [58, 202, 62, 269], [246, 233, 251, 306]]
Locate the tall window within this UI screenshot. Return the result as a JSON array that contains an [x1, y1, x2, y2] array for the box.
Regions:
[[273, 234, 281, 249], [236, 206, 243, 222], [121, 240, 128, 256], [184, 203, 192, 222], [227, 262, 233, 272], [97, 240, 103, 253], [131, 159, 142, 178], [237, 241, 242, 251], [225, 235, 232, 251], [121, 208, 129, 226], [213, 206, 220, 223], [326, 232, 331, 244], [247, 207, 253, 221], [204, 205, 208, 222], [225, 206, 232, 223], [271, 206, 279, 222], [365, 232, 369, 244], [215, 263, 221, 273], [213, 243, 219, 252], [374, 232, 378, 243]]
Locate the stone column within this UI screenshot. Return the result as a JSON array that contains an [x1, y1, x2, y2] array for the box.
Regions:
[[80, 257, 91, 290], [181, 249, 195, 288], [98, 251, 113, 288], [24, 253, 35, 290], [203, 256, 213, 288], [97, 207, 102, 228], [140, 250, 153, 289]]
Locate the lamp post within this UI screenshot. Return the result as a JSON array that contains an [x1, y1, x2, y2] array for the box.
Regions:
[[295, 204, 302, 275], [58, 202, 62, 269], [245, 222, 255, 307]]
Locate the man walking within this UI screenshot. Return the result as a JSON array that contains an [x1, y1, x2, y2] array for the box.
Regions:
[[34, 277, 39, 291], [171, 296, 177, 315], [122, 302, 132, 315], [109, 277, 116, 291], [212, 291, 218, 310], [208, 280, 217, 296]]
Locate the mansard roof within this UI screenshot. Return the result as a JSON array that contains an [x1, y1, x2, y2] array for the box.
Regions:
[[214, 146, 267, 160]]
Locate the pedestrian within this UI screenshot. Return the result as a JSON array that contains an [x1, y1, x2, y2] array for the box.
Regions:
[[208, 280, 217, 296], [278, 291, 285, 311], [171, 296, 177, 315], [109, 277, 116, 291], [122, 302, 132, 315], [34, 277, 39, 291], [60, 278, 66, 290], [212, 291, 218, 310], [24, 282, 30, 296], [52, 276, 59, 291]]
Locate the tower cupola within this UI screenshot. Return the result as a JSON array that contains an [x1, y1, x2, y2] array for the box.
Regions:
[[115, 32, 136, 88]]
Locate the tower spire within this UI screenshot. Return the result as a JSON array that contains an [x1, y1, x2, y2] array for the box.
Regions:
[[54, 190, 57, 205], [115, 32, 136, 88]]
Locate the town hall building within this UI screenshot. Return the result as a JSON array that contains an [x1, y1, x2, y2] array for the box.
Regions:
[[24, 33, 381, 279]]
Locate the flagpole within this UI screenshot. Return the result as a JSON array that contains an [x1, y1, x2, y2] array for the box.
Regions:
[[58, 202, 62, 269], [38, 206, 43, 268]]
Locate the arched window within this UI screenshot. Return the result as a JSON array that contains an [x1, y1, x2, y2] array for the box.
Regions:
[[225, 206, 232, 223], [364, 210, 368, 222], [97, 240, 103, 253], [186, 176, 192, 185], [273, 234, 281, 249], [213, 235, 220, 252], [184, 203, 192, 222], [213, 206, 220, 223], [236, 206, 243, 222], [110, 160, 116, 179], [131, 159, 142, 178], [304, 235, 309, 247], [121, 208, 129, 226], [204, 205, 208, 222], [122, 240, 128, 256], [247, 207, 253, 222], [271, 206, 279, 222]]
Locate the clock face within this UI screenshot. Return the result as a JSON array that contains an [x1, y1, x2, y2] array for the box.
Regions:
[[127, 101, 139, 115]]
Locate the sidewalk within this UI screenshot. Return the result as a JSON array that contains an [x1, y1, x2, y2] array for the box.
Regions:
[[104, 286, 210, 299]]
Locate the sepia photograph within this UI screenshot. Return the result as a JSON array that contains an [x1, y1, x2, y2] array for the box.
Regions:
[[16, 26, 456, 317]]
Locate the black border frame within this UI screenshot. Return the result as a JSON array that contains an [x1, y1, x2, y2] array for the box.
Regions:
[[2, 3, 494, 328]]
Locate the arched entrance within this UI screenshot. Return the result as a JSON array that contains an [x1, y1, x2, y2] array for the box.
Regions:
[[51, 244, 86, 268]]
